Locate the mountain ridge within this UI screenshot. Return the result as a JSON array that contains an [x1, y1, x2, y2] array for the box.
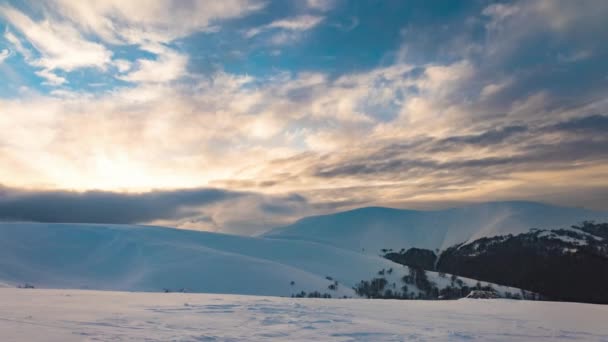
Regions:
[[0, 222, 527, 299], [434, 222, 608, 303], [263, 201, 608, 254]]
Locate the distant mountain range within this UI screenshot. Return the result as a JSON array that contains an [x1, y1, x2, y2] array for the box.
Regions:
[[263, 201, 608, 303], [264, 201, 608, 253], [0, 222, 524, 300], [436, 222, 608, 304], [1, 201, 606, 303], [383, 221, 608, 304]]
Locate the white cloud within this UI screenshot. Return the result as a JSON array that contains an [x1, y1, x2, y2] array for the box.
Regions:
[[0, 1, 265, 87], [35, 69, 67, 86], [3, 30, 32, 60], [267, 32, 297, 45], [113, 59, 132, 73], [51, 0, 266, 44], [0, 4, 112, 72], [268, 15, 325, 31], [0, 49, 10, 63], [246, 113, 284, 139], [480, 79, 512, 98], [245, 15, 324, 39], [306, 0, 337, 12], [482, 3, 520, 29], [118, 48, 188, 83], [1, 4, 112, 87]]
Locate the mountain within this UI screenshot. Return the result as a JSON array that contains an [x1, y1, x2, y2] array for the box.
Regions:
[[435, 222, 608, 304], [263, 201, 608, 254], [0, 222, 524, 299]]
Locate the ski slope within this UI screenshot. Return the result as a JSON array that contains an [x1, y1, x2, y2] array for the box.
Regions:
[[1, 288, 607, 341], [264, 201, 608, 253], [0, 222, 522, 298]]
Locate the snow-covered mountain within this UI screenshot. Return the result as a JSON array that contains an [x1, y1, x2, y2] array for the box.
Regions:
[[435, 222, 608, 303], [263, 201, 608, 254], [2, 201, 602, 300], [0, 222, 522, 298]]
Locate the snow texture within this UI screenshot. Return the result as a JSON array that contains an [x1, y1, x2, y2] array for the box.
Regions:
[[0, 288, 607, 341]]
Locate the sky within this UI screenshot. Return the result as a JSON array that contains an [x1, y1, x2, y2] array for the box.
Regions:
[[0, 0, 607, 234]]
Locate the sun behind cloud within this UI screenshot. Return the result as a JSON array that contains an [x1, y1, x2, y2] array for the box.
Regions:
[[0, 0, 607, 233]]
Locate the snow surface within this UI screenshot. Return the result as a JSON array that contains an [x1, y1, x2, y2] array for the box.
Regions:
[[264, 201, 608, 253], [1, 288, 607, 341], [537, 230, 589, 245], [0, 222, 522, 298]]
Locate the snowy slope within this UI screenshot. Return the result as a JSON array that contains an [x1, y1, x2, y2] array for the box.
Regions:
[[0, 222, 521, 297], [263, 201, 608, 254], [1, 288, 607, 341]]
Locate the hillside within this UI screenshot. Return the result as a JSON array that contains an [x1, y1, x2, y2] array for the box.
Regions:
[[0, 222, 522, 299], [436, 222, 608, 304], [379, 221, 608, 303], [263, 201, 608, 254]]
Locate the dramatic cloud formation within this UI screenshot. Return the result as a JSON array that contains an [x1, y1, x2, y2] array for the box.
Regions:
[[0, 185, 348, 235], [0, 0, 607, 233], [0, 186, 241, 224]]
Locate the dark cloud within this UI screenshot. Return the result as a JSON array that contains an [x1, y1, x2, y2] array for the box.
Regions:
[[258, 193, 308, 215], [439, 125, 528, 147], [549, 115, 608, 134], [312, 115, 608, 181], [0, 187, 243, 224], [286, 86, 316, 103]]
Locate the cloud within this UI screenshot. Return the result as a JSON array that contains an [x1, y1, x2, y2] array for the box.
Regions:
[[438, 125, 528, 147], [306, 0, 337, 12], [557, 50, 592, 63], [35, 69, 67, 86], [0, 0, 265, 86], [480, 0, 608, 63], [3, 30, 32, 60], [1, 0, 608, 230], [50, 0, 266, 44], [118, 47, 188, 83], [332, 16, 359, 32], [0, 4, 112, 72], [549, 114, 608, 134], [113, 59, 132, 73], [244, 15, 325, 42], [0, 186, 242, 224], [2, 44, 605, 207], [0, 48, 10, 63], [0, 185, 357, 235], [480, 78, 513, 98], [266, 15, 325, 31], [309, 115, 608, 185]]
